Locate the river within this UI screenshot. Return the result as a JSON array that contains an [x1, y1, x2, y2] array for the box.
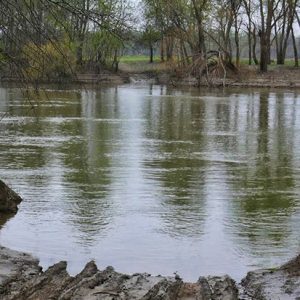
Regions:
[[0, 84, 300, 281]]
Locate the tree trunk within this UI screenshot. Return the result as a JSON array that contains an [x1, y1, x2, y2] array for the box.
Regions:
[[248, 29, 252, 65], [266, 42, 271, 65], [191, 0, 206, 57], [276, 0, 286, 64], [234, 19, 240, 67], [277, 50, 285, 65], [113, 50, 119, 72], [166, 36, 174, 61], [291, 27, 299, 67], [260, 33, 268, 72], [252, 28, 258, 65], [275, 0, 296, 66], [160, 37, 165, 62], [76, 42, 83, 66], [247, 1, 252, 65], [274, 22, 282, 64], [150, 45, 154, 63], [259, 0, 273, 72]]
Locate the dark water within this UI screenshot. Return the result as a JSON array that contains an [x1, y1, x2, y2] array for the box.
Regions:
[[0, 84, 300, 281]]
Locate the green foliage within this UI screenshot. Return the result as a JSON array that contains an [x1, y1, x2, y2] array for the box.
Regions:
[[1, 0, 299, 78], [140, 26, 161, 47], [86, 30, 124, 69], [23, 40, 76, 80], [0, 50, 6, 64], [0, 0, 132, 77]]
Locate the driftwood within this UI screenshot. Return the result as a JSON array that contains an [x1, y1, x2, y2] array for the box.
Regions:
[[174, 50, 238, 87]]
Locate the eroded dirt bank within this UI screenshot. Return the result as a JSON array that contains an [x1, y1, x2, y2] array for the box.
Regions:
[[2, 64, 300, 89], [0, 250, 238, 300], [0, 246, 299, 300]]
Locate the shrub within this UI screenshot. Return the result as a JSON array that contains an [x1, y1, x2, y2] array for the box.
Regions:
[[23, 40, 76, 81]]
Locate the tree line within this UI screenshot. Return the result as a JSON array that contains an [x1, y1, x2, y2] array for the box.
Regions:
[[0, 0, 132, 80], [142, 0, 300, 72], [0, 0, 300, 81]]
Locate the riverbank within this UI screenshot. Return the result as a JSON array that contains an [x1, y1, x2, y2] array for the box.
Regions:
[[0, 245, 299, 299], [1, 64, 300, 88], [124, 63, 300, 88]]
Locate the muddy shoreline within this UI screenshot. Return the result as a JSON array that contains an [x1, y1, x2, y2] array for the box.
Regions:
[[2, 66, 300, 89], [0, 244, 299, 299]]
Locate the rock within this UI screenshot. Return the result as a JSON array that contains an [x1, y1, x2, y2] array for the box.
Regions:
[[2, 246, 300, 300], [280, 254, 300, 276], [0, 246, 41, 298], [7, 261, 72, 300], [0, 213, 14, 230], [0, 180, 22, 213], [0, 246, 240, 300], [206, 276, 238, 300], [240, 255, 300, 300]]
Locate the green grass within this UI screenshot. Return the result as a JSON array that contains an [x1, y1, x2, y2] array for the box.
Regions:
[[120, 55, 160, 64], [276, 59, 297, 67]]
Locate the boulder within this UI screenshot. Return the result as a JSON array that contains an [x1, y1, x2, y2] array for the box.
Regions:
[[0, 213, 14, 230], [0, 248, 241, 300], [240, 255, 300, 300], [0, 180, 22, 213]]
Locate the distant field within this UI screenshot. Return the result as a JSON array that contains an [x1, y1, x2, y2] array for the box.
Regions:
[[120, 55, 160, 64]]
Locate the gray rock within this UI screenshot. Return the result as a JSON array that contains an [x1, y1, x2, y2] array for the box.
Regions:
[[0, 213, 14, 230], [0, 246, 240, 300], [1, 246, 300, 300], [206, 275, 238, 300], [0, 246, 41, 298], [240, 255, 300, 300], [0, 180, 22, 213]]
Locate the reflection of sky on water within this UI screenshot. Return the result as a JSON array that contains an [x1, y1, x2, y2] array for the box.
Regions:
[[0, 85, 300, 281]]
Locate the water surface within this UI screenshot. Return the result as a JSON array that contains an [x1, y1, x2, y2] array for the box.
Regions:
[[1, 84, 300, 281]]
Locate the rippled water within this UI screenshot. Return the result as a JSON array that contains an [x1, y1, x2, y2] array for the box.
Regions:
[[1, 84, 300, 281]]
